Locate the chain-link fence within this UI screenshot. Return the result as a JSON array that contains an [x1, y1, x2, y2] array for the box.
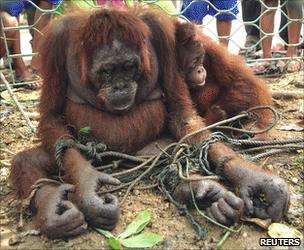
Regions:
[[0, 0, 303, 130]]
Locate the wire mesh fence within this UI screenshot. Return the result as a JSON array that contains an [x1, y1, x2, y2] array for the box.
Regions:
[[0, 0, 303, 130], [1, 0, 303, 78]]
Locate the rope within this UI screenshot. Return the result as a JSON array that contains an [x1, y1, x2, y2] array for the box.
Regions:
[[55, 139, 144, 169], [53, 131, 302, 238], [251, 148, 303, 161], [239, 144, 304, 153], [172, 106, 279, 154], [158, 165, 208, 239], [51, 105, 302, 238], [23, 178, 62, 208], [229, 137, 304, 147]]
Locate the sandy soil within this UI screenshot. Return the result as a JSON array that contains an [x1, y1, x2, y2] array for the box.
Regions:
[[0, 70, 303, 249]]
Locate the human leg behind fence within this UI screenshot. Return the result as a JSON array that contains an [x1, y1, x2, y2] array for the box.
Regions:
[[181, 0, 209, 24], [30, 0, 61, 73], [252, 0, 284, 76], [209, 0, 239, 47], [256, 0, 303, 75], [240, 0, 261, 55], [0, 11, 32, 81], [285, 0, 303, 73]]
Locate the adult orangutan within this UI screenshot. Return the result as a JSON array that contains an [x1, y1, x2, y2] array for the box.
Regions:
[[175, 21, 273, 136], [172, 20, 289, 223]]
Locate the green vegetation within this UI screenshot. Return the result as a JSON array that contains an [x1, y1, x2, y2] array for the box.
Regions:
[[95, 210, 162, 250]]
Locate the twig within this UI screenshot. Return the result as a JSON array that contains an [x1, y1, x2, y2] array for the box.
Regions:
[[136, 183, 159, 190], [155, 143, 172, 158], [215, 226, 235, 250], [0, 72, 36, 132], [16, 130, 27, 139], [0, 148, 15, 155], [0, 160, 10, 167], [96, 151, 146, 163], [111, 157, 155, 177], [95, 160, 123, 171], [119, 143, 176, 205], [99, 182, 132, 194], [260, 157, 270, 168], [272, 90, 304, 100], [18, 204, 24, 230], [119, 154, 161, 205]]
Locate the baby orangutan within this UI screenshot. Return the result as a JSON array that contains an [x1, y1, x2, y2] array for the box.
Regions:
[[175, 22, 273, 139]]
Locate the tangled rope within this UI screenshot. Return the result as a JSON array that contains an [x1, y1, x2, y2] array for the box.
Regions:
[[173, 106, 279, 149], [53, 106, 303, 239], [55, 139, 146, 169]]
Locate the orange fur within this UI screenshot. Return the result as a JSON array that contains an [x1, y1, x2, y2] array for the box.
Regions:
[[64, 99, 166, 153]]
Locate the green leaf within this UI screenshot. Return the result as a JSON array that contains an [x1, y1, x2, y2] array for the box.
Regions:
[[118, 210, 151, 239], [94, 228, 114, 239], [120, 232, 162, 248], [79, 126, 91, 135], [108, 237, 122, 250]]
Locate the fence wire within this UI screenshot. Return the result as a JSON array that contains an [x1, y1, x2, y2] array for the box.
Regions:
[[0, 0, 303, 131]]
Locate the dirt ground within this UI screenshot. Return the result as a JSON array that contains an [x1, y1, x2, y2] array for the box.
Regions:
[[0, 70, 303, 250]]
